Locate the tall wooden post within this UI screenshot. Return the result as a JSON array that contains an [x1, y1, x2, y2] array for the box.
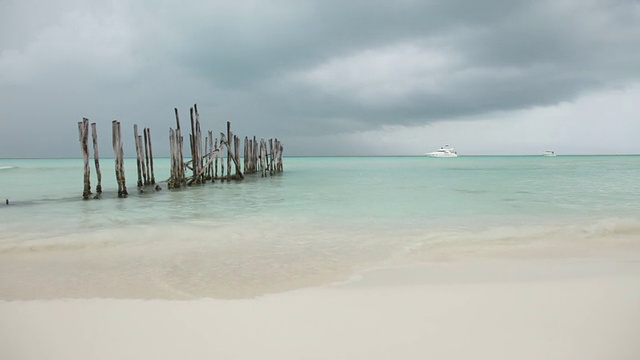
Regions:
[[220, 133, 226, 181], [214, 138, 219, 179], [112, 120, 127, 197], [244, 136, 249, 173], [138, 133, 147, 186], [189, 107, 198, 182], [133, 124, 144, 188], [195, 104, 203, 184], [204, 133, 209, 179], [268, 138, 274, 175], [112, 121, 120, 193], [235, 135, 241, 176], [260, 138, 267, 177], [253, 136, 258, 173], [175, 108, 185, 184], [209, 130, 217, 181], [78, 118, 91, 199], [146, 128, 155, 184], [90, 123, 102, 193], [226, 121, 231, 180], [169, 128, 176, 187], [277, 139, 284, 172], [143, 128, 150, 185], [119, 122, 127, 196]]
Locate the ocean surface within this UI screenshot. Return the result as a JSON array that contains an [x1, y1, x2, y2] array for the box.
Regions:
[[1, 155, 639, 299]]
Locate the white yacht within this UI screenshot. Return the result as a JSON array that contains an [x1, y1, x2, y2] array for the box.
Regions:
[[543, 150, 556, 157], [426, 145, 458, 158]]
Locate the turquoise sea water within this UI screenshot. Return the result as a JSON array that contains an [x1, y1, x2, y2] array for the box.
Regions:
[[1, 155, 639, 299]]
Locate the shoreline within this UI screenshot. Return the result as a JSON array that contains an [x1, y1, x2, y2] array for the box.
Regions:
[[2, 255, 640, 360]]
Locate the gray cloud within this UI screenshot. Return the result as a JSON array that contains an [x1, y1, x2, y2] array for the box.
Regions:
[[1, 0, 639, 157]]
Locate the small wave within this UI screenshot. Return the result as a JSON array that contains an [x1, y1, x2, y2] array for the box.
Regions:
[[0, 165, 16, 170], [582, 217, 640, 237], [398, 217, 640, 263]]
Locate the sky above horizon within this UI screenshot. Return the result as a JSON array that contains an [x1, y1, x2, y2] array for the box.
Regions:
[[1, 0, 639, 157]]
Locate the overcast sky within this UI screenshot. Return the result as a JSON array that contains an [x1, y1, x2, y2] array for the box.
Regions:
[[1, 0, 639, 157]]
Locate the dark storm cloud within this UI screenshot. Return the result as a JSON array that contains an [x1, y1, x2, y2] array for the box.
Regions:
[[1, 0, 639, 157], [150, 0, 640, 131]]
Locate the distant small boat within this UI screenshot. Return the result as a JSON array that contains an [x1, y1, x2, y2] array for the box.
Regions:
[[426, 145, 458, 158], [543, 150, 556, 157]]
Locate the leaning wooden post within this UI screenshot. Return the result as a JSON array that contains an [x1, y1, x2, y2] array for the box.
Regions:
[[90, 122, 102, 193], [208, 131, 214, 181], [78, 118, 91, 199]]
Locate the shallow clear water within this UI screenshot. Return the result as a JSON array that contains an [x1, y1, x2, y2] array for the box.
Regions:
[[1, 155, 639, 299]]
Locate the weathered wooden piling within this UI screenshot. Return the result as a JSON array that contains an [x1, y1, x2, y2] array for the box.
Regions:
[[189, 107, 197, 182], [196, 105, 204, 183], [259, 138, 267, 177], [168, 126, 186, 188], [78, 118, 91, 199], [91, 123, 102, 194], [234, 135, 241, 177], [168, 108, 186, 188], [145, 127, 155, 184], [176, 108, 185, 183], [252, 136, 258, 173], [112, 120, 128, 197], [169, 128, 178, 188], [226, 121, 232, 180], [269, 139, 274, 174], [214, 138, 219, 179], [139, 133, 148, 186], [277, 139, 284, 172], [219, 133, 226, 180], [133, 124, 144, 188], [143, 128, 150, 185], [244, 136, 249, 173], [208, 131, 214, 180], [144, 128, 150, 184], [186, 105, 205, 184], [111, 121, 119, 190]]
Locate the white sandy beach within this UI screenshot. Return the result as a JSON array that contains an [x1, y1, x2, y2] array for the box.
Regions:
[[2, 257, 639, 360]]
